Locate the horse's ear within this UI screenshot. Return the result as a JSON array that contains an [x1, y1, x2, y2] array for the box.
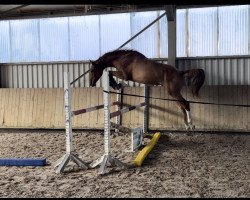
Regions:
[[90, 60, 96, 66]]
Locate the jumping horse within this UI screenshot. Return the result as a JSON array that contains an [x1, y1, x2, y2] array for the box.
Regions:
[[89, 49, 205, 130]]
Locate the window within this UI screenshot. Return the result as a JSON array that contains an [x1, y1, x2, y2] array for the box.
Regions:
[[0, 11, 166, 63], [0, 5, 249, 63], [69, 15, 100, 60], [218, 5, 249, 56], [177, 5, 249, 57], [100, 13, 131, 54], [0, 21, 10, 63], [39, 17, 69, 61]]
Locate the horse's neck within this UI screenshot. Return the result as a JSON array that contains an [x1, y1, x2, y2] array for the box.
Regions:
[[96, 54, 117, 69], [96, 61, 111, 71]]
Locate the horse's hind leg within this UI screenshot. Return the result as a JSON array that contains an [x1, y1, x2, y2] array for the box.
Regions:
[[183, 107, 195, 131], [171, 92, 195, 131], [180, 107, 188, 126]]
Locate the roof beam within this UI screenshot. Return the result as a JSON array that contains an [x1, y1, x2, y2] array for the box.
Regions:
[[0, 4, 31, 15]]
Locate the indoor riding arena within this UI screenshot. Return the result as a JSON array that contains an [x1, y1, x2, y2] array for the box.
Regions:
[[0, 4, 249, 198]]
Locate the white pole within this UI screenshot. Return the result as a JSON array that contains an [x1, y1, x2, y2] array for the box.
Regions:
[[89, 70, 126, 174], [53, 71, 88, 173], [103, 70, 111, 155], [64, 71, 73, 154]]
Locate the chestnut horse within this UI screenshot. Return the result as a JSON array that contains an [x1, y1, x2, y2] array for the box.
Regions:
[[89, 49, 205, 130]]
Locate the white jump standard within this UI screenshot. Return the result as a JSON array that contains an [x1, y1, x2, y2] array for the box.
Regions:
[[89, 70, 127, 174], [90, 71, 147, 174], [54, 72, 88, 173], [54, 70, 148, 174], [54, 71, 128, 174]]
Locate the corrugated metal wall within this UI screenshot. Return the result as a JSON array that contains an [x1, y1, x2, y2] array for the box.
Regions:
[[1, 57, 250, 88], [0, 61, 91, 88], [0, 60, 168, 88], [177, 57, 250, 85], [0, 59, 167, 88]]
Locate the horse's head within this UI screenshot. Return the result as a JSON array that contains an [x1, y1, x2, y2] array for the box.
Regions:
[[89, 60, 103, 87]]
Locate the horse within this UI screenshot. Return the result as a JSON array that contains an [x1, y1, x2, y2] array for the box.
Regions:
[[89, 49, 205, 130]]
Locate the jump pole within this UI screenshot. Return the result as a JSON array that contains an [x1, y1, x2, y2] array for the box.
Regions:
[[89, 70, 126, 174], [72, 101, 120, 116], [54, 71, 88, 173], [0, 158, 46, 166]]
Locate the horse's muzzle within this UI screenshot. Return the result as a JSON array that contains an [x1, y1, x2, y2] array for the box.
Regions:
[[90, 79, 95, 87]]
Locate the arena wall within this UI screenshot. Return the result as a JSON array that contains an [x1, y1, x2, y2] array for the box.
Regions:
[[0, 85, 249, 131]]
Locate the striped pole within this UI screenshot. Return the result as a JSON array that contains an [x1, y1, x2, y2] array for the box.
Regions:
[[110, 102, 146, 119], [72, 101, 121, 116]]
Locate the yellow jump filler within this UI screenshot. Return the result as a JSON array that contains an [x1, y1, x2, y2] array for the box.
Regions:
[[134, 132, 161, 167]]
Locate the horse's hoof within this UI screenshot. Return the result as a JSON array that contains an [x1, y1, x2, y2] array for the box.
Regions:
[[117, 83, 123, 90], [115, 83, 122, 90], [111, 83, 122, 90], [185, 124, 195, 131]]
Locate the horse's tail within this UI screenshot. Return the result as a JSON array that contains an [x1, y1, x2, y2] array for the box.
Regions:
[[180, 68, 205, 97]]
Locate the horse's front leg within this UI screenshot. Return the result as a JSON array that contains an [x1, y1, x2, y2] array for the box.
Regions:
[[112, 61, 129, 81], [109, 71, 126, 90]]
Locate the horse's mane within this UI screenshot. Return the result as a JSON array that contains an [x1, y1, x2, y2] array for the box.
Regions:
[[94, 49, 147, 66], [103, 49, 147, 58]]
